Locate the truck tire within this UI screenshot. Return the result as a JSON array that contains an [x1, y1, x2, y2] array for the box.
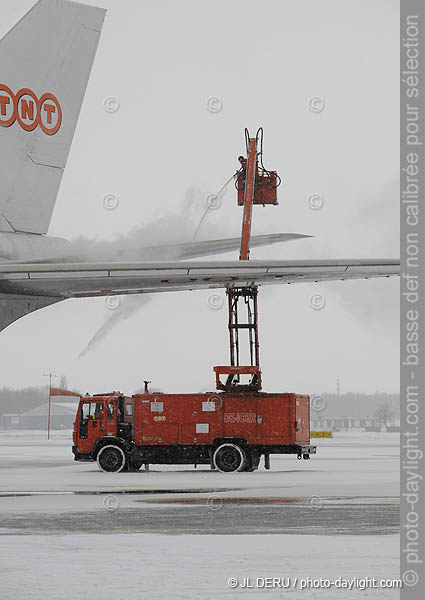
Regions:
[[97, 444, 126, 473], [213, 443, 246, 473]]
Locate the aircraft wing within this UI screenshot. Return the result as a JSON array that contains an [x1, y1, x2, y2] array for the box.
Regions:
[[137, 233, 312, 260], [7, 232, 312, 264], [0, 259, 400, 299]]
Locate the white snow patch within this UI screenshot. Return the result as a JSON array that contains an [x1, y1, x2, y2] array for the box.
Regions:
[[1, 533, 400, 600]]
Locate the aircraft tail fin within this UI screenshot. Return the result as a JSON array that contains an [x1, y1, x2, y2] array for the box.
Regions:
[[0, 0, 106, 234]]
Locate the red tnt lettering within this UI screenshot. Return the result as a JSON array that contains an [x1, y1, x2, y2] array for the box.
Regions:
[[0, 85, 62, 134], [0, 95, 10, 116], [20, 98, 34, 121], [43, 103, 56, 124]]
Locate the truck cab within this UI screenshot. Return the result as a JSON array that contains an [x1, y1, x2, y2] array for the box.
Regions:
[[72, 393, 132, 459]]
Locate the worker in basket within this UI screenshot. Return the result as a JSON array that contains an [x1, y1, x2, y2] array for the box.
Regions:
[[238, 155, 247, 172], [236, 155, 247, 191]]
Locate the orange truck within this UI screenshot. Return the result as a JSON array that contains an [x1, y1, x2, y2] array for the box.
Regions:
[[72, 391, 316, 473]]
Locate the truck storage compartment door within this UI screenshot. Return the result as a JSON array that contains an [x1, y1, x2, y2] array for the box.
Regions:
[[133, 395, 178, 444], [141, 423, 180, 444], [180, 395, 223, 443], [256, 396, 291, 442], [181, 423, 210, 444], [295, 395, 310, 443], [223, 397, 257, 439]]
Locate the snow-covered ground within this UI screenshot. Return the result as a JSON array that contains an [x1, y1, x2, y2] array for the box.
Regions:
[[0, 431, 400, 599], [2, 533, 400, 599], [0, 430, 399, 498]]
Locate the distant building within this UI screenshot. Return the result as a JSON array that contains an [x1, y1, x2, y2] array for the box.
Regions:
[[311, 416, 400, 432], [0, 388, 80, 430], [309, 393, 400, 432], [1, 414, 20, 429]]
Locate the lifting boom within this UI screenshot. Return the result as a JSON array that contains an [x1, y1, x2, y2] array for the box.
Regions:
[[215, 128, 280, 392]]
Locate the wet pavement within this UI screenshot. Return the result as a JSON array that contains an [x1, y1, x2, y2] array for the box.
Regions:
[[0, 496, 399, 536]]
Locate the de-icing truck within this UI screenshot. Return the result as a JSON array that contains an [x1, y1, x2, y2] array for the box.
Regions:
[[72, 383, 316, 473], [72, 129, 318, 473]]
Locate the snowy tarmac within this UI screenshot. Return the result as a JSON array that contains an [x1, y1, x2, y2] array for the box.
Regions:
[[0, 429, 399, 498], [1, 499, 399, 536], [0, 431, 400, 598], [0, 430, 399, 536], [2, 533, 400, 600]]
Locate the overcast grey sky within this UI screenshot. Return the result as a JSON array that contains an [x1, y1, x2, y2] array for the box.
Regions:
[[0, 0, 399, 394]]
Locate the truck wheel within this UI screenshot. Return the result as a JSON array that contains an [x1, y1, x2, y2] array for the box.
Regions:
[[213, 443, 246, 473], [96, 445, 126, 473]]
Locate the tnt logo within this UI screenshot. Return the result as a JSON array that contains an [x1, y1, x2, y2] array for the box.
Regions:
[[0, 84, 62, 135]]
